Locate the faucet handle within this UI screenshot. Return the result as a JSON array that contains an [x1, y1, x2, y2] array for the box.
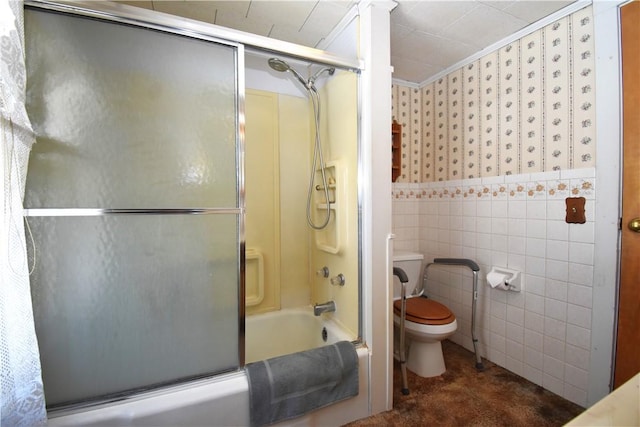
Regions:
[[316, 266, 330, 278], [330, 273, 345, 286]]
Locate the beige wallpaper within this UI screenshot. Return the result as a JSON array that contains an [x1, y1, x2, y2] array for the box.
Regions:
[[392, 6, 596, 183]]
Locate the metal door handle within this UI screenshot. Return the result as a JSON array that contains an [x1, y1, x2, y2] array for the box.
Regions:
[[629, 217, 640, 232]]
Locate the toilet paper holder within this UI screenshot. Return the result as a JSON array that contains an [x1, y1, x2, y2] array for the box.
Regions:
[[487, 266, 522, 292]]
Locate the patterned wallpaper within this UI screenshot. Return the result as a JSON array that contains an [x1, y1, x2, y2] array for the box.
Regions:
[[392, 6, 596, 183]]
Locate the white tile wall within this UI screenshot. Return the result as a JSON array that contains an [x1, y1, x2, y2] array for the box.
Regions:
[[392, 168, 595, 407]]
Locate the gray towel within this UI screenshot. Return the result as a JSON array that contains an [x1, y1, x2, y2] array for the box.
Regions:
[[246, 340, 359, 427]]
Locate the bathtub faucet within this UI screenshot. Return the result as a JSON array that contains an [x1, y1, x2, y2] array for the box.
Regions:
[[313, 301, 336, 316]]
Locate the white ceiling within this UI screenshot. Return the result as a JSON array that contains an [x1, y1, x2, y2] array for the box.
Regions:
[[117, 0, 576, 85]]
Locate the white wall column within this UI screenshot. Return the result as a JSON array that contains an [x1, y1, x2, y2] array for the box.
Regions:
[[590, 0, 624, 407], [359, 0, 397, 415]]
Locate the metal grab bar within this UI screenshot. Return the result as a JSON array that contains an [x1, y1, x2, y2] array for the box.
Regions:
[[424, 258, 484, 371], [393, 267, 410, 395], [393, 267, 408, 283], [433, 257, 480, 272], [314, 184, 336, 191]]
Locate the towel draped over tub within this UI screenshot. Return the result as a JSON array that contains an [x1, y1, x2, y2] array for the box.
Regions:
[[246, 340, 359, 427]]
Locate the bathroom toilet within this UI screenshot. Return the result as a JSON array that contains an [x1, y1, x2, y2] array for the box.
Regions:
[[393, 251, 457, 378]]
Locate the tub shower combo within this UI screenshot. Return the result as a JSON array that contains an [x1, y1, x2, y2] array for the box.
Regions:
[[22, 1, 364, 425]]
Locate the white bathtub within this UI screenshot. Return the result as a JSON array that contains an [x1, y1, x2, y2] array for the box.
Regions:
[[246, 306, 355, 363], [48, 307, 370, 427]]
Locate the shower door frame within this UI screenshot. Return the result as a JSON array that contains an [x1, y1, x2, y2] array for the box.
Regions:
[[23, 3, 246, 408], [23, 0, 365, 410]]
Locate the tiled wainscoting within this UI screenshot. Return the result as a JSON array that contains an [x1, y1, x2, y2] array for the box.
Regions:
[[392, 168, 596, 407]]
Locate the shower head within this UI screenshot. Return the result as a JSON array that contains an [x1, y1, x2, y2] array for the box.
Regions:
[[268, 58, 290, 73], [268, 57, 309, 89]]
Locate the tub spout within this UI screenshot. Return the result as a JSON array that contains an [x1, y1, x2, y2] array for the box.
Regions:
[[313, 301, 336, 316]]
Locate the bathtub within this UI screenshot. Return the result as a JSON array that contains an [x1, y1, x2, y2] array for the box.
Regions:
[[48, 307, 370, 427], [245, 306, 355, 362]]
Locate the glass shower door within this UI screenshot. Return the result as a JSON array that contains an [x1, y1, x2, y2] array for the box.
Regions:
[[23, 8, 241, 408]]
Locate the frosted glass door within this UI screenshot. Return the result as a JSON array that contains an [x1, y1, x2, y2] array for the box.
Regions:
[[25, 9, 238, 209], [24, 9, 241, 407], [28, 215, 239, 405]]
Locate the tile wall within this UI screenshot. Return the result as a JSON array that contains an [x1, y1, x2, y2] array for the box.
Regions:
[[392, 167, 595, 407]]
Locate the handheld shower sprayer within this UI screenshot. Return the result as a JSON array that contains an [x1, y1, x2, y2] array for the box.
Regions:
[[268, 58, 309, 89], [267, 58, 336, 230]]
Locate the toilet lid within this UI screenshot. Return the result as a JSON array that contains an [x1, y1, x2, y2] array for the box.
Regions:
[[393, 297, 456, 325]]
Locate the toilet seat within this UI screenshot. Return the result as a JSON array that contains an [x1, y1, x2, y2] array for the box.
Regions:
[[393, 297, 455, 325]]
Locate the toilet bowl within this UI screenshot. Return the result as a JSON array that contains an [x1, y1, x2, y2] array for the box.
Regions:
[[393, 251, 457, 378]]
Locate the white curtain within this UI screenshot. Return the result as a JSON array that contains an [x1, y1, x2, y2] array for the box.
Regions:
[[0, 0, 47, 425]]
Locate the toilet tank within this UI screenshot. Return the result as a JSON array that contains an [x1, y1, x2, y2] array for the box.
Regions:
[[392, 251, 424, 299]]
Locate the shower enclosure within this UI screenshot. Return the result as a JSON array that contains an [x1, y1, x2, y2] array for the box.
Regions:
[[22, 0, 361, 415], [243, 52, 360, 336]]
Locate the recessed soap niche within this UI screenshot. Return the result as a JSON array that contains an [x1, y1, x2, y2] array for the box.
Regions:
[[313, 160, 345, 254]]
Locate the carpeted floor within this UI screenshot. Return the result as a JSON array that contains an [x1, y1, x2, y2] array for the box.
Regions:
[[344, 340, 585, 426]]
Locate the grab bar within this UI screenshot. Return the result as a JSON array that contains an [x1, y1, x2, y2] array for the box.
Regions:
[[315, 184, 336, 191], [433, 258, 480, 272], [424, 258, 484, 371], [393, 267, 408, 283], [393, 267, 410, 396]]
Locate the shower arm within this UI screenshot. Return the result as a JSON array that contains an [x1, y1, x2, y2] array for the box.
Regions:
[[289, 67, 310, 90], [309, 67, 335, 88]]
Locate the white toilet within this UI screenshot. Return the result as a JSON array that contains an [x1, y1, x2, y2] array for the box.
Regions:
[[393, 251, 457, 378]]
